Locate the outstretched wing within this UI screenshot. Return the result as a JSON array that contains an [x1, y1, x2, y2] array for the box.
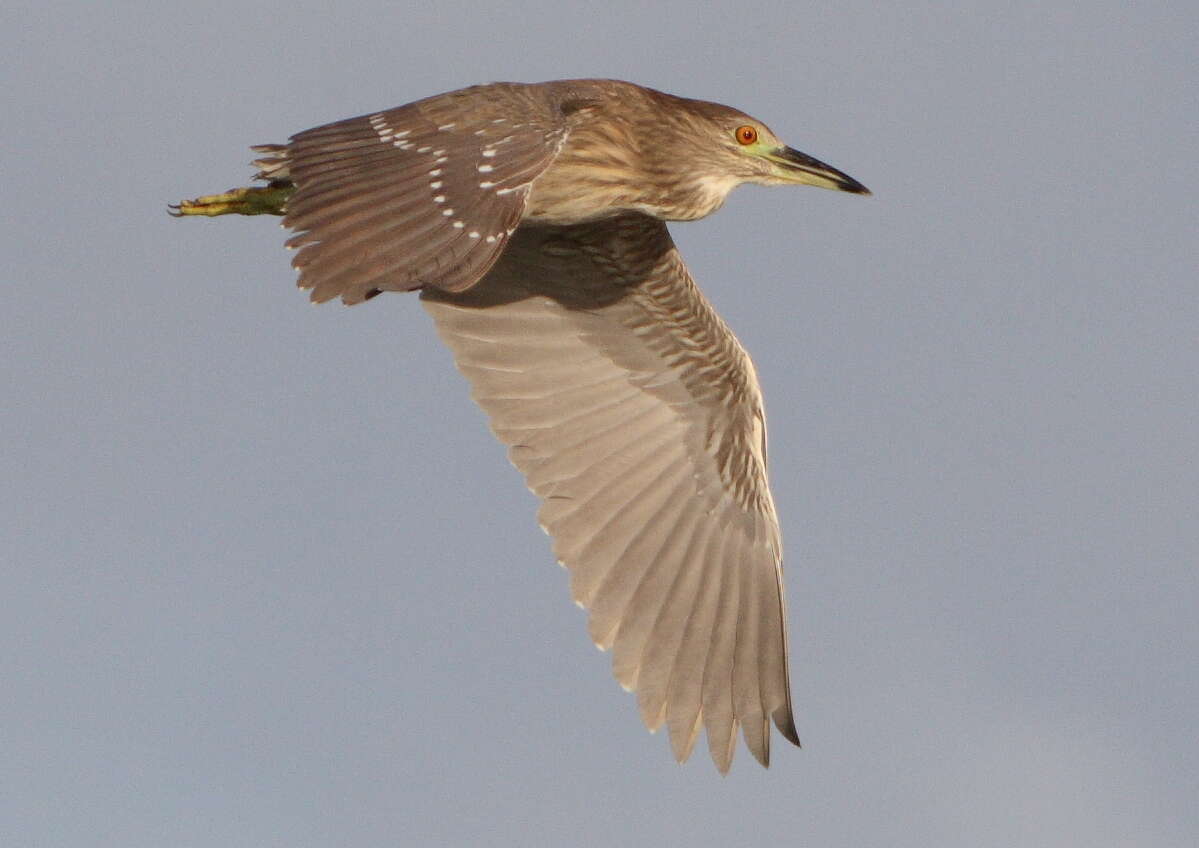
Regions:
[[421, 214, 798, 773], [278, 84, 572, 304]]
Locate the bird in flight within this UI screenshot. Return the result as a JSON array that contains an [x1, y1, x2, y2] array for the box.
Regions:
[[172, 79, 869, 773]]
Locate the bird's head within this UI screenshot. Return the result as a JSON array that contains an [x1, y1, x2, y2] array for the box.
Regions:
[[680, 97, 870, 194], [630, 92, 869, 219], [536, 81, 869, 223]]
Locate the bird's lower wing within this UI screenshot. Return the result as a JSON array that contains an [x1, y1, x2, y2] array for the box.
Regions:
[[421, 214, 797, 772], [277, 84, 572, 304]]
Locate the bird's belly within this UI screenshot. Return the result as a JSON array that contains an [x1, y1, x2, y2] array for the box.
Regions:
[[523, 185, 728, 225], [522, 159, 736, 224], [522, 179, 634, 226]]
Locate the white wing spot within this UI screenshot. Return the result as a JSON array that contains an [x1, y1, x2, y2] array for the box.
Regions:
[[435, 156, 449, 164], [481, 148, 497, 157], [438, 123, 456, 131], [468, 231, 480, 239], [479, 181, 495, 188], [452, 220, 465, 228], [433, 149, 446, 157], [371, 115, 399, 143], [442, 208, 454, 216], [485, 235, 497, 243], [428, 169, 442, 177], [477, 164, 494, 173], [432, 195, 446, 203], [491, 117, 507, 123], [394, 141, 412, 150], [417, 146, 432, 153], [430, 180, 442, 189]]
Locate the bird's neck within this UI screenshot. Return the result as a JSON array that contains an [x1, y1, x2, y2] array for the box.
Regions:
[[525, 128, 740, 224]]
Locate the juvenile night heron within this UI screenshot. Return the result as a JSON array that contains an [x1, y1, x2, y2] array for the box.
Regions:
[[172, 78, 869, 773]]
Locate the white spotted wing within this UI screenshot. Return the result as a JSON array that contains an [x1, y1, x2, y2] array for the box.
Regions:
[[281, 84, 572, 304]]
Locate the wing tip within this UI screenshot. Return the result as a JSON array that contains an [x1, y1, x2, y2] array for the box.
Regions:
[[773, 706, 801, 748]]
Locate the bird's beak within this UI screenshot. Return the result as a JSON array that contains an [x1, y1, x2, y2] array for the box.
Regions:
[[766, 146, 871, 195]]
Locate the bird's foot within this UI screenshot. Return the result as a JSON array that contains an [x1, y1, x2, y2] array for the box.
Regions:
[[168, 182, 293, 217]]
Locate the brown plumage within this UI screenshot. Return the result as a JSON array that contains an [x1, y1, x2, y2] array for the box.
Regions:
[[172, 78, 869, 773]]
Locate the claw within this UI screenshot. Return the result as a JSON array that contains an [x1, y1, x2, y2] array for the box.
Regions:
[[168, 183, 293, 217]]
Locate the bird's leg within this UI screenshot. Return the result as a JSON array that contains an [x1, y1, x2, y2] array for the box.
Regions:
[[169, 180, 294, 217]]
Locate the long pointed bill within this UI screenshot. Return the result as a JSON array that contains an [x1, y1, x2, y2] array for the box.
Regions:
[[767, 146, 871, 195]]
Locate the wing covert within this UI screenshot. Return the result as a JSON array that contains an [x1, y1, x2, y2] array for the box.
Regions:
[[280, 84, 571, 304]]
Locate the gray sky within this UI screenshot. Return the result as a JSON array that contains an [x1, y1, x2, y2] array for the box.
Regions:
[[4, 1, 1197, 845]]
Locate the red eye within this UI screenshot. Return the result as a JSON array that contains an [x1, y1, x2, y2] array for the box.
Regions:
[[735, 125, 758, 145]]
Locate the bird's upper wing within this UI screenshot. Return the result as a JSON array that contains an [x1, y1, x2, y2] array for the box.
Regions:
[[278, 84, 574, 304], [421, 214, 798, 772]]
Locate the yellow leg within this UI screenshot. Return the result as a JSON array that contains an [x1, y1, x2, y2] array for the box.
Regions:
[[169, 182, 293, 217]]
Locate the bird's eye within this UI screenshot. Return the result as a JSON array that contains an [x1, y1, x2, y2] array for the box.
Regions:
[[735, 125, 758, 145]]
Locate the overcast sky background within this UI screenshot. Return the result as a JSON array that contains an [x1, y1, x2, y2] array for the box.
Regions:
[[4, 1, 1197, 846]]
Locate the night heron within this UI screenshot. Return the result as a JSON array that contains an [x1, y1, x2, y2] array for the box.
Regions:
[[172, 78, 869, 773]]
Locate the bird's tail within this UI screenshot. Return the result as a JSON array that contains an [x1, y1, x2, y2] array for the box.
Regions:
[[169, 144, 294, 217]]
